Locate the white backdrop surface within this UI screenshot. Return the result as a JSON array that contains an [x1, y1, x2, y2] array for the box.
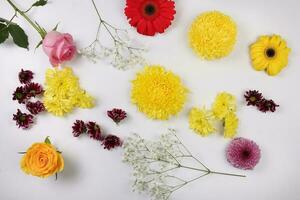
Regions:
[[0, 0, 300, 200]]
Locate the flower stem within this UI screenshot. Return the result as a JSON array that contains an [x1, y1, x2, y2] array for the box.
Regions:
[[6, 0, 46, 38], [180, 165, 245, 177], [210, 170, 246, 178]]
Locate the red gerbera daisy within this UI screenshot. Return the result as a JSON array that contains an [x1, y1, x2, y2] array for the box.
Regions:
[[124, 0, 176, 36]]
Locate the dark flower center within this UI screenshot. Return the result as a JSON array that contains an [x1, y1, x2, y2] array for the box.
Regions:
[[265, 48, 276, 58], [20, 115, 26, 122], [241, 150, 251, 159], [249, 96, 256, 102], [16, 92, 23, 99], [144, 3, 156, 16]]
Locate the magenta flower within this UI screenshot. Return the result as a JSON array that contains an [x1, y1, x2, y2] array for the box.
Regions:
[[24, 82, 44, 98], [12, 86, 28, 104], [13, 109, 34, 129], [226, 137, 261, 170], [72, 120, 87, 137], [26, 101, 45, 115], [107, 108, 127, 124], [102, 135, 122, 150], [258, 99, 279, 113], [19, 69, 34, 84], [86, 121, 103, 141], [244, 90, 263, 106]]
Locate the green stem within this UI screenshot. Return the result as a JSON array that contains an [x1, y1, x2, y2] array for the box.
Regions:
[[6, 0, 46, 38], [180, 165, 245, 178], [210, 170, 246, 178]]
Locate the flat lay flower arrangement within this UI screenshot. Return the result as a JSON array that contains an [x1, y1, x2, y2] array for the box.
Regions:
[[0, 0, 298, 200]]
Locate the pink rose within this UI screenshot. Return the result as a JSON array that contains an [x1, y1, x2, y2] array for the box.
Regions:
[[42, 31, 76, 66]]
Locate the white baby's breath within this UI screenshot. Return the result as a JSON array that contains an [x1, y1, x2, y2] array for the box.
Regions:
[[123, 129, 245, 200], [79, 0, 146, 70]]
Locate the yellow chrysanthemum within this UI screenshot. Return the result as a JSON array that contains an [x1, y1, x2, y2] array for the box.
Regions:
[[189, 107, 216, 136], [224, 112, 239, 138], [188, 11, 237, 60], [131, 65, 188, 120], [43, 67, 94, 116], [250, 35, 290, 76], [212, 92, 236, 120]]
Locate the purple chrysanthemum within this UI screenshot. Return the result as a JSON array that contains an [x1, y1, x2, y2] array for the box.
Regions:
[[226, 137, 261, 170], [258, 99, 279, 113], [101, 135, 122, 150], [12, 86, 28, 104], [244, 90, 263, 106], [86, 121, 103, 141], [18, 69, 34, 84], [26, 101, 45, 115], [24, 82, 44, 98], [13, 109, 34, 129], [72, 120, 87, 137], [107, 108, 127, 124]]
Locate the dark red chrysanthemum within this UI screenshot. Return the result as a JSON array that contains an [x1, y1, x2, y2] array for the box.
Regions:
[[244, 90, 263, 106], [12, 86, 28, 104], [226, 137, 261, 170], [124, 0, 176, 36], [258, 99, 279, 113], [13, 109, 34, 129], [107, 108, 127, 124], [24, 82, 44, 97], [87, 121, 103, 141], [19, 69, 34, 84], [102, 135, 123, 150], [72, 120, 87, 137], [26, 101, 45, 115]]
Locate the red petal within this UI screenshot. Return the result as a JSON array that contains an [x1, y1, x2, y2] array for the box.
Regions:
[[137, 19, 147, 35]]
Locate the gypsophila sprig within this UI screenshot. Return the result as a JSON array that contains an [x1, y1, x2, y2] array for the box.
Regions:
[[123, 129, 245, 200], [79, 0, 146, 70]]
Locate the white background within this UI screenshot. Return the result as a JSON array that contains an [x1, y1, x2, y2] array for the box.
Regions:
[[0, 0, 300, 200]]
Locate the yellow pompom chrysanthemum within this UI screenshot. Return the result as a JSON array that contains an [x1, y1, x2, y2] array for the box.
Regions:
[[224, 112, 239, 138], [43, 67, 94, 116], [250, 35, 290, 76], [131, 65, 188, 120], [212, 92, 236, 120], [188, 11, 237, 60], [189, 107, 216, 136]]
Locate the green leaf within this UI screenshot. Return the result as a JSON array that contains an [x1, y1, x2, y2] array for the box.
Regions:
[[8, 24, 29, 49], [32, 0, 48, 7], [35, 40, 43, 50], [0, 23, 9, 43], [44, 136, 51, 144], [52, 23, 59, 31]]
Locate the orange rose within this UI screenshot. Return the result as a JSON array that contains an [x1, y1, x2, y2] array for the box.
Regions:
[[20, 142, 64, 178]]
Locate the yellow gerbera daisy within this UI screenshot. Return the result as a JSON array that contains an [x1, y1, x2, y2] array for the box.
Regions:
[[43, 67, 94, 116], [250, 35, 290, 76], [212, 92, 236, 120], [188, 11, 237, 60], [224, 112, 239, 138], [189, 107, 216, 136], [131, 65, 188, 120]]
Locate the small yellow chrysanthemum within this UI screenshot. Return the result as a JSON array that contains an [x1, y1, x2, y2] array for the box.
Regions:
[[224, 112, 239, 138], [131, 65, 188, 120], [212, 92, 236, 120], [250, 35, 290, 76], [188, 11, 237, 60], [43, 67, 94, 116], [189, 107, 216, 136]]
